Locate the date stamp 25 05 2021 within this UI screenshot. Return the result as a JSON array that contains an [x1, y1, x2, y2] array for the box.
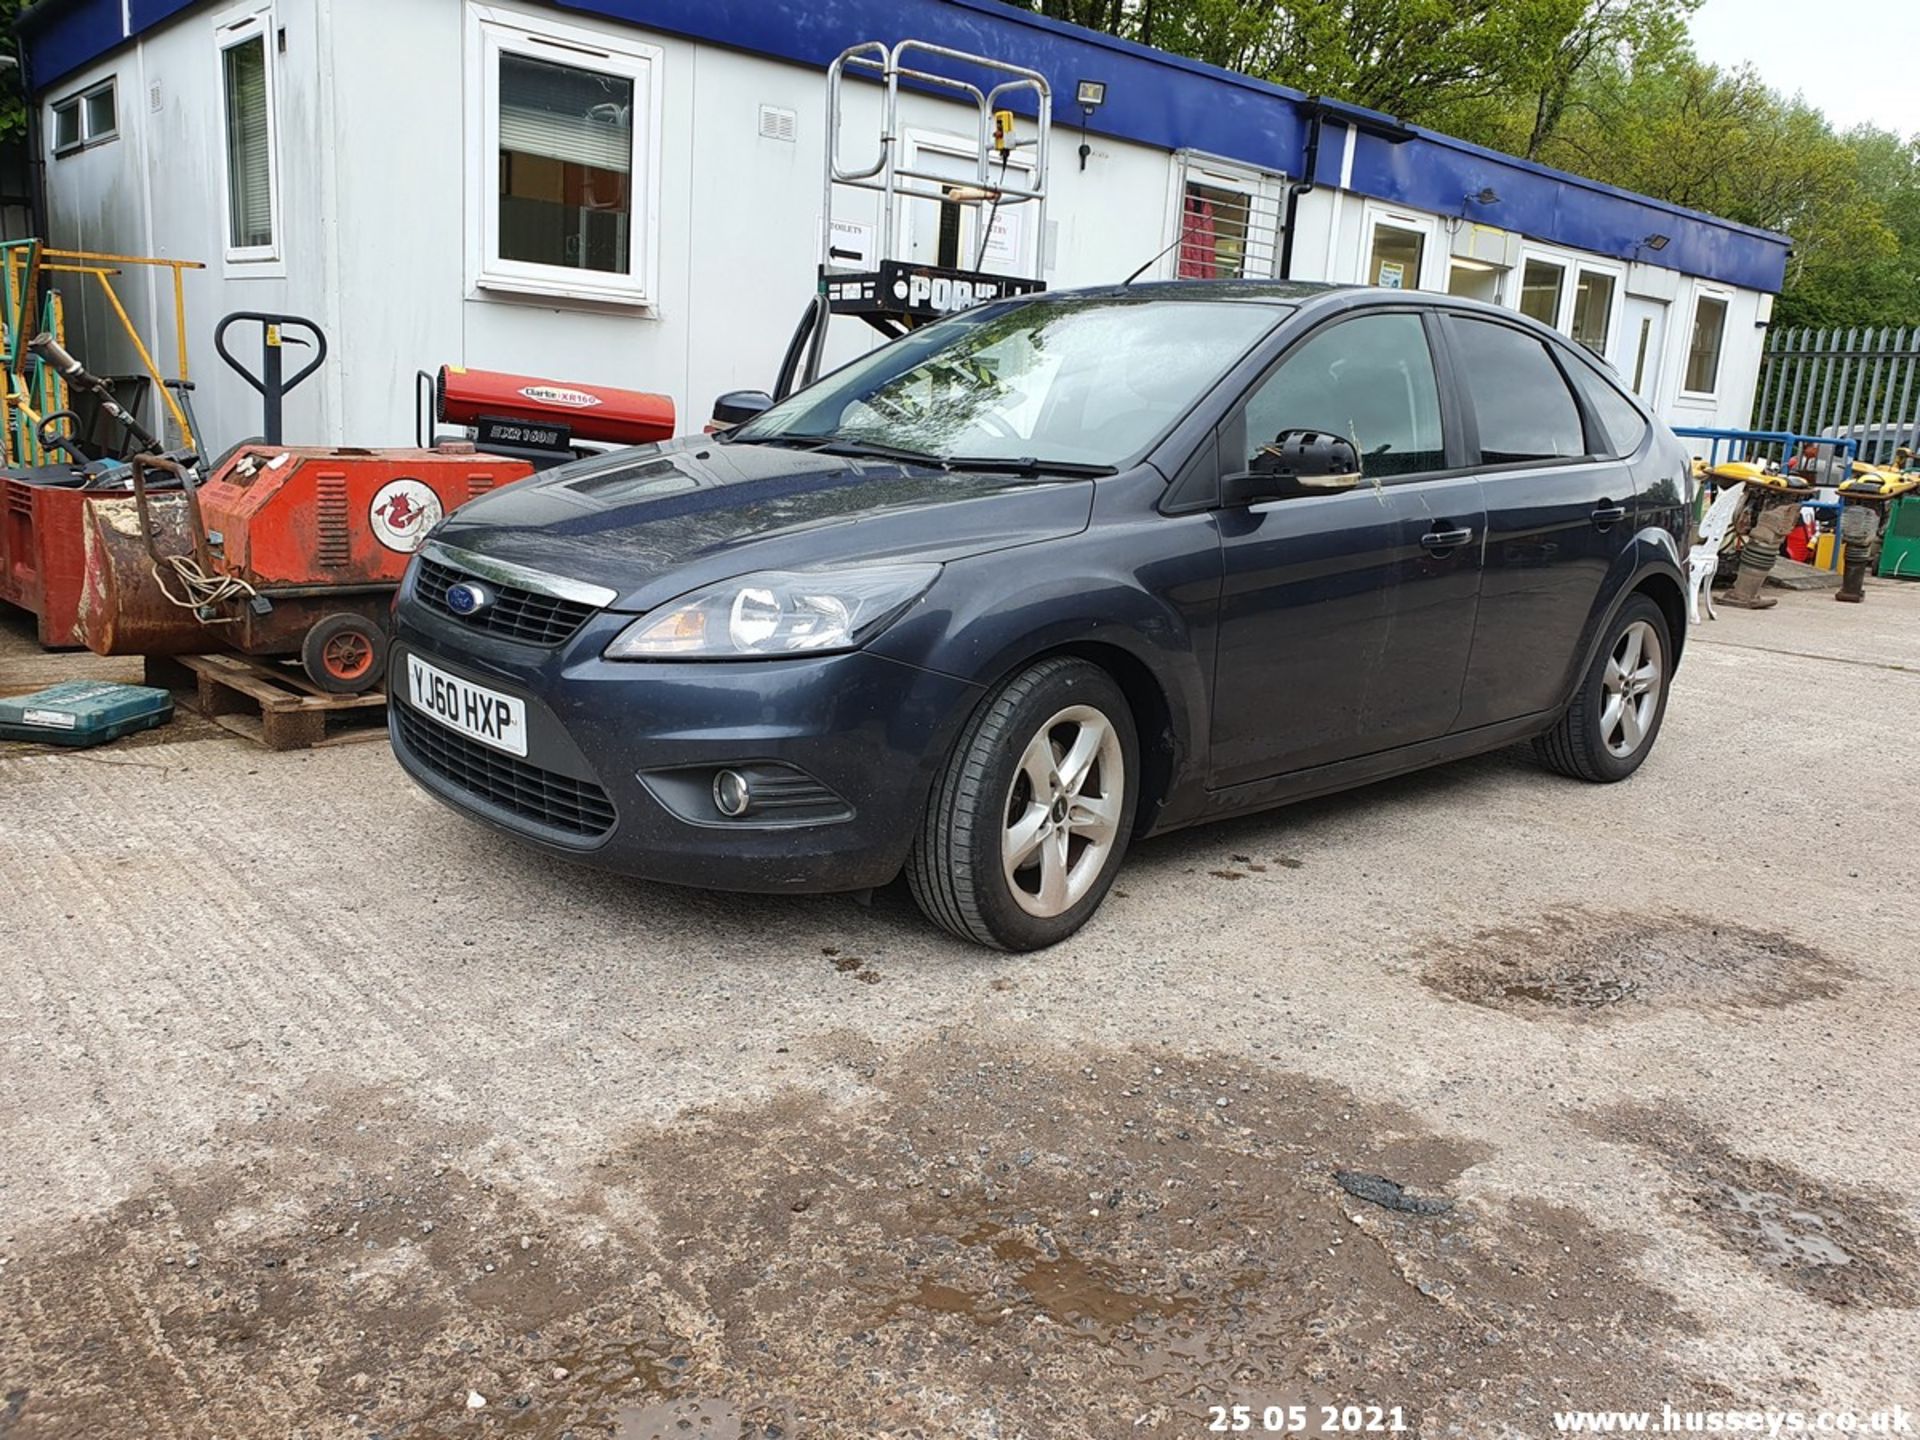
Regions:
[[1207, 1403, 1411, 1434]]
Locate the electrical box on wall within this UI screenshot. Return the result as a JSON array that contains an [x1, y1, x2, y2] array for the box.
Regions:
[[1450, 222, 1516, 268]]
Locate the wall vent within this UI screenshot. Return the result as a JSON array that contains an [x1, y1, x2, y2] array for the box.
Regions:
[[758, 105, 797, 143]]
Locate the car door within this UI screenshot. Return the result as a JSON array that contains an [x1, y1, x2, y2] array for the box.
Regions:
[[1441, 313, 1640, 729], [1208, 309, 1485, 789]]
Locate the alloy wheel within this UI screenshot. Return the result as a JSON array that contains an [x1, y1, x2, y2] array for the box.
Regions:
[[1600, 619, 1663, 759], [1001, 705, 1125, 918]]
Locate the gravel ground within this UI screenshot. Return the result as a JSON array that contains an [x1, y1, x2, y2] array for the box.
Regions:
[[2, 579, 1917, 1440]]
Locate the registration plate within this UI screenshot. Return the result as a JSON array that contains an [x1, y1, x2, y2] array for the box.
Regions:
[[406, 655, 528, 757]]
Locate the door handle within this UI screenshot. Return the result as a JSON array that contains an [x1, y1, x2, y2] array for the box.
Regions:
[[1591, 502, 1629, 526], [1420, 526, 1474, 549]]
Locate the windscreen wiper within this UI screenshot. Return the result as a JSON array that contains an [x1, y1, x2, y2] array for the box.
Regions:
[[812, 438, 951, 466], [941, 455, 1119, 477], [728, 433, 947, 466]]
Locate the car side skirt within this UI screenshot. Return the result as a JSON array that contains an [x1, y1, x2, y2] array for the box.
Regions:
[[1151, 710, 1557, 837]]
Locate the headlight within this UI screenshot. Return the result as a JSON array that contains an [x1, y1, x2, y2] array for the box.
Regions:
[[603, 564, 941, 659]]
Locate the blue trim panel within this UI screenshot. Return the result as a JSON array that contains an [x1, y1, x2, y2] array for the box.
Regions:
[[19, 0, 1791, 293], [1351, 129, 1790, 293], [16, 0, 124, 97]]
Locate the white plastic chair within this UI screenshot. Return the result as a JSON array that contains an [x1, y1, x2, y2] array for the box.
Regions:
[[1688, 481, 1747, 623]]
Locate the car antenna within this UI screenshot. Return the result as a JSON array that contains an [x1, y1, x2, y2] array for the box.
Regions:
[[1123, 233, 1187, 285]]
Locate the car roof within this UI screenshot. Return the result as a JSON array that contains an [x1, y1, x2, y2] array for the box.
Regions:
[[1034, 279, 1543, 325]]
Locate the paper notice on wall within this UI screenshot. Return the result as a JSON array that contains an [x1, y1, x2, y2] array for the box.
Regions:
[[1377, 261, 1406, 290], [826, 219, 877, 270], [979, 207, 1025, 271]]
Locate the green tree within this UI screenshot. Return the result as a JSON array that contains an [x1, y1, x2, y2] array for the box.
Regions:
[[1, 0, 27, 143]]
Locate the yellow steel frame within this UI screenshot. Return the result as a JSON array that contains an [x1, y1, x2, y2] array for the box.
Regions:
[[3, 247, 206, 464]]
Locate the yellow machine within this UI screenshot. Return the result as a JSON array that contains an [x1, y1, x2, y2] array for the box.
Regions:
[[1834, 460, 1920, 501], [1699, 458, 1814, 494]]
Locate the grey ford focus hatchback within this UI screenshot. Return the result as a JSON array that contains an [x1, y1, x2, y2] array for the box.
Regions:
[[389, 282, 1693, 950]]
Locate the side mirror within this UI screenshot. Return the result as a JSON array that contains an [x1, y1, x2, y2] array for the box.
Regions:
[[707, 389, 775, 433], [1222, 428, 1362, 506]]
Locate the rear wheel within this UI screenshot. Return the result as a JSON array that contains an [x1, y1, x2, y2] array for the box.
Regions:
[[1535, 594, 1671, 782], [907, 657, 1138, 951], [302, 613, 388, 695]]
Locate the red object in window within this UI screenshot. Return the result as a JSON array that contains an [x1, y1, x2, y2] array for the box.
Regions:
[[1178, 193, 1217, 279]]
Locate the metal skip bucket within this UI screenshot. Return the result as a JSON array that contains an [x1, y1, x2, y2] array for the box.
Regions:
[[77, 490, 215, 656]]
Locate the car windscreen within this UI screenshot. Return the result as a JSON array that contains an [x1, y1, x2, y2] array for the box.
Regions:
[[732, 295, 1287, 469]]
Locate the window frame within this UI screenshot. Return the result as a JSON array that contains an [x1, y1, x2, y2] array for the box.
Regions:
[[1680, 287, 1732, 400], [1436, 310, 1607, 474], [1567, 260, 1624, 362], [1360, 204, 1440, 291], [1162, 151, 1287, 282], [1515, 250, 1569, 330], [1221, 307, 1465, 491], [465, 2, 664, 308], [214, 4, 282, 268], [48, 78, 118, 156]]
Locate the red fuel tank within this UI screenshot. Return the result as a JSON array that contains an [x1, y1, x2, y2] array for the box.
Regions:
[[436, 366, 676, 446]]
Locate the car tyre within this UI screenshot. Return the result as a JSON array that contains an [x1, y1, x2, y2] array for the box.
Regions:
[[1536, 594, 1672, 783], [908, 657, 1138, 951]]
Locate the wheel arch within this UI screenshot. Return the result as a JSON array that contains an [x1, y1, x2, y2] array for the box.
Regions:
[[1560, 533, 1689, 713], [1046, 639, 1179, 839], [1630, 568, 1688, 668]]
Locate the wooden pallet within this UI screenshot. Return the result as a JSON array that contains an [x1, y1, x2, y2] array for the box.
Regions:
[[145, 653, 389, 751]]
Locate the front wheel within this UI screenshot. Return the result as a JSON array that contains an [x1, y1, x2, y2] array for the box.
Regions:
[[907, 657, 1138, 951], [1535, 594, 1672, 782]]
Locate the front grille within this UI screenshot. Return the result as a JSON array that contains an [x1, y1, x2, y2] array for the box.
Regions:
[[415, 557, 597, 646], [396, 706, 616, 839]]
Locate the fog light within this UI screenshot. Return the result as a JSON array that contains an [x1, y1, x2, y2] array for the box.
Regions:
[[712, 769, 752, 818]]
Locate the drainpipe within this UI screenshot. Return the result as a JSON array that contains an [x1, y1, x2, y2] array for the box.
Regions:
[[1278, 100, 1325, 281], [1280, 97, 1416, 280]]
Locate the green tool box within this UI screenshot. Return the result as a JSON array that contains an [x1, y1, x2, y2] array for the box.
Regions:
[[0, 680, 174, 746], [1878, 493, 1920, 579]]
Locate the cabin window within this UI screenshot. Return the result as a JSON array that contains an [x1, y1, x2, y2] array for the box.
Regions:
[[1684, 293, 1730, 396], [218, 11, 278, 261], [50, 79, 117, 156], [469, 6, 661, 305]]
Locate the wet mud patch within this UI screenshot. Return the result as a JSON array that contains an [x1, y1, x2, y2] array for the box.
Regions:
[[1590, 1107, 1920, 1310], [592, 1042, 1708, 1438], [1422, 907, 1849, 1016], [1, 1044, 1710, 1440]]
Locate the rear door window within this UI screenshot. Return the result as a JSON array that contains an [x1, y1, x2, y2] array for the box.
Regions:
[[1572, 364, 1652, 458], [1447, 316, 1589, 465]]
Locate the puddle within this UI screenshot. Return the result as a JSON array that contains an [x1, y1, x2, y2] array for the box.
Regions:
[[1592, 1107, 1919, 1309], [1423, 908, 1849, 1016], [616, 1395, 749, 1440], [3, 1048, 1708, 1439]]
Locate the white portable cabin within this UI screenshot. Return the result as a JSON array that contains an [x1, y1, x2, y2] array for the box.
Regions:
[[17, 0, 1791, 454]]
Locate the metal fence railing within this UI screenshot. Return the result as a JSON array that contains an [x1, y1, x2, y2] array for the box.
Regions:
[[1752, 326, 1920, 462]]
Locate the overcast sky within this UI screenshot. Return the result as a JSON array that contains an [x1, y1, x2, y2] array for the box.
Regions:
[[1689, 0, 1920, 138]]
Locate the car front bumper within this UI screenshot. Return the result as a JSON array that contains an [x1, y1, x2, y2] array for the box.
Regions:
[[387, 592, 983, 894]]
